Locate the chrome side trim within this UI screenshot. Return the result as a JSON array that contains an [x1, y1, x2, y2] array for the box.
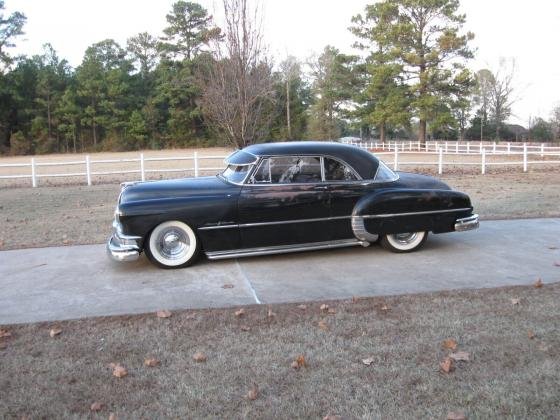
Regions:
[[359, 207, 472, 219], [351, 217, 379, 242], [198, 215, 352, 231], [455, 214, 479, 232], [205, 239, 367, 260]]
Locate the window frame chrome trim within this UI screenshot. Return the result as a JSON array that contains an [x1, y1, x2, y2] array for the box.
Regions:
[[244, 154, 364, 186]]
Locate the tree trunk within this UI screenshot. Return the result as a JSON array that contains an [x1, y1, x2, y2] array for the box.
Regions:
[[379, 123, 386, 143], [496, 124, 500, 141], [286, 79, 291, 139], [480, 118, 483, 141], [418, 119, 427, 143]]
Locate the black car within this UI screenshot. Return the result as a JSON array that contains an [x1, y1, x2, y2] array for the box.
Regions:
[[107, 141, 478, 268]]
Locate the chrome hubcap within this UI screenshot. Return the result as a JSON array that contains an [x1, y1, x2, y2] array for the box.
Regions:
[[392, 232, 418, 245], [156, 228, 190, 260]]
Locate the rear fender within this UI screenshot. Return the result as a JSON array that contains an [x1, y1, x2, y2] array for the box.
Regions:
[[351, 189, 473, 238]]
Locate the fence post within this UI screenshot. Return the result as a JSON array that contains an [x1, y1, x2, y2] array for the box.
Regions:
[[507, 142, 511, 154], [409, 141, 412, 151], [140, 153, 145, 182], [402, 142, 405, 152], [456, 142, 459, 154], [31, 158, 37, 188], [394, 147, 398, 171], [467, 142, 470, 154], [479, 142, 482, 153], [481, 148, 486, 175], [445, 141, 448, 153], [493, 142, 496, 154], [523, 143, 527, 172], [417, 140, 420, 151], [438, 147, 443, 175], [194, 151, 199, 177], [85, 155, 91, 186], [541, 143, 544, 157]]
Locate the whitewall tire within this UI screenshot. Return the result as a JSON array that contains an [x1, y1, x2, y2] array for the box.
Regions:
[[380, 231, 428, 253], [145, 221, 200, 268]]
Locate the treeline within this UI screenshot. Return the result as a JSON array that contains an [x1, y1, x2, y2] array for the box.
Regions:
[[0, 0, 559, 156]]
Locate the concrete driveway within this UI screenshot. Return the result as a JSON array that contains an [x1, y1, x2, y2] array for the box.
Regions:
[[1, 218, 559, 324]]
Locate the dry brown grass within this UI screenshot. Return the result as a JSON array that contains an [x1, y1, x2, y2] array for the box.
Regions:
[[1, 283, 559, 418]]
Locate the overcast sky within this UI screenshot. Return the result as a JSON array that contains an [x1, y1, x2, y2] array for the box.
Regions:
[[6, 0, 560, 125]]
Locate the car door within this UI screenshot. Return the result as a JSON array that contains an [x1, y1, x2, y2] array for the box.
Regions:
[[238, 156, 331, 248], [322, 156, 371, 241]]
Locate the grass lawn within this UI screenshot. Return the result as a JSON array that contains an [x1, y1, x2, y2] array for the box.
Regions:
[[1, 282, 559, 418]]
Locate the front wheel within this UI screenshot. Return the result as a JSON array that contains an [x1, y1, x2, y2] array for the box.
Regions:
[[380, 231, 428, 253], [144, 221, 200, 268]]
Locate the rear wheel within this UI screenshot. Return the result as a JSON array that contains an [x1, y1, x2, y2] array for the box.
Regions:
[[145, 221, 200, 268], [380, 231, 428, 253]]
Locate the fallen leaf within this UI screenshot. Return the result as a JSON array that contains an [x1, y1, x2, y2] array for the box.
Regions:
[[510, 298, 520, 305], [109, 413, 117, 420], [62, 239, 70, 245], [90, 402, 103, 412], [49, 327, 62, 338], [245, 384, 259, 400], [442, 338, 458, 351], [235, 308, 245, 317], [0, 329, 11, 338], [144, 358, 160, 367], [447, 411, 467, 420], [449, 351, 470, 362], [380, 304, 389, 311], [193, 351, 207, 362], [185, 313, 196, 320], [320, 304, 329, 312], [534, 278, 543, 288], [156, 310, 172, 318], [440, 357, 454, 373], [240, 325, 251, 332], [327, 308, 336, 314], [297, 304, 307, 310], [362, 357, 375, 366], [267, 308, 276, 318], [110, 363, 128, 378], [222, 283, 234, 289], [351, 296, 360, 304], [318, 320, 328, 331], [291, 354, 306, 369], [554, 261, 560, 267], [527, 330, 536, 339]]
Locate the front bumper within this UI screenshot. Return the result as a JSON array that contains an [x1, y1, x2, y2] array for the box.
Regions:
[[454, 214, 479, 232], [106, 220, 141, 262]]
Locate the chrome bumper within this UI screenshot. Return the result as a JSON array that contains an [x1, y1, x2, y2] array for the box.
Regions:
[[106, 220, 141, 262], [455, 214, 479, 232]]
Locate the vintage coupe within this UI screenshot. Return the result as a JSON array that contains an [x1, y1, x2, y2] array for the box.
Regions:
[[107, 142, 478, 268]]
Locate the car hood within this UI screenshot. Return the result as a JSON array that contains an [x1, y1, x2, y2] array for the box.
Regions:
[[393, 171, 451, 190], [119, 176, 238, 204]]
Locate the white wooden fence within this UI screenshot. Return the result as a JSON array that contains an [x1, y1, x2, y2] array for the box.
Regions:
[[1, 141, 560, 187]]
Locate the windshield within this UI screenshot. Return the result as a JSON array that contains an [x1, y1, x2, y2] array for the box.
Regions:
[[221, 164, 252, 184]]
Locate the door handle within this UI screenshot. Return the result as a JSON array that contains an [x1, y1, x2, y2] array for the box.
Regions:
[[314, 185, 328, 191]]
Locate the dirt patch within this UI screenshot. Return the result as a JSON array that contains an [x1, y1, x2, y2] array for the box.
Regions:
[[1, 283, 558, 418], [0, 172, 559, 251]]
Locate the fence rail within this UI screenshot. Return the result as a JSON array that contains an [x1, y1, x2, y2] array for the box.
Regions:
[[1, 141, 560, 187]]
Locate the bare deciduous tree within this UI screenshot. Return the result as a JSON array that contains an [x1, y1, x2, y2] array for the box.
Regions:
[[489, 58, 517, 140], [197, 0, 275, 148]]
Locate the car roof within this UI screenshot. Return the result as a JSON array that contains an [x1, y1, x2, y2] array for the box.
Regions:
[[227, 141, 379, 179]]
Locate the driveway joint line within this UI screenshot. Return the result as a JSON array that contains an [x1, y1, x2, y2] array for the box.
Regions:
[[235, 260, 261, 304]]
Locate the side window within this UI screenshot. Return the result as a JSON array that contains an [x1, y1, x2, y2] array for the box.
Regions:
[[253, 157, 322, 183], [324, 157, 358, 181]]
